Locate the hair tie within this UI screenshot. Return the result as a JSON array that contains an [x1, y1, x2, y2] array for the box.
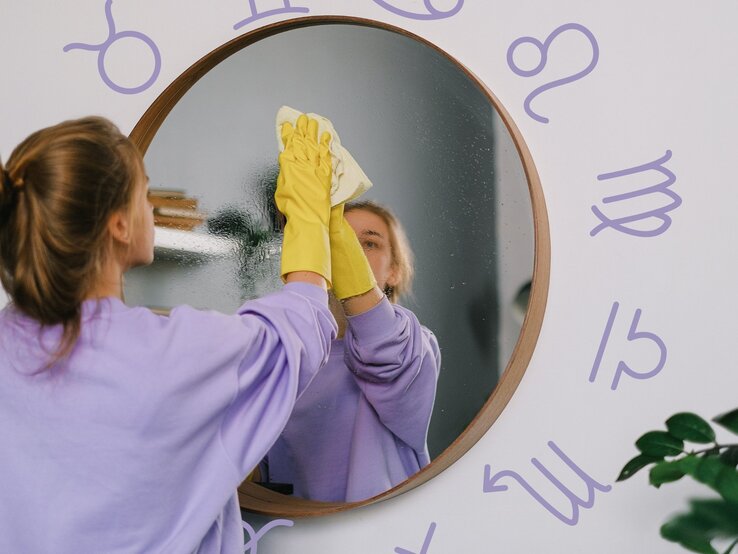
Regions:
[[0, 170, 17, 220], [2, 169, 23, 193], [2, 170, 13, 194]]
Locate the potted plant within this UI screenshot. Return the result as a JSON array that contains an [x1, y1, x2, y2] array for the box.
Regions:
[[618, 409, 738, 553]]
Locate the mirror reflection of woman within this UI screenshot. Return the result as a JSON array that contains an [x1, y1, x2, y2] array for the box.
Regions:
[[262, 199, 441, 503]]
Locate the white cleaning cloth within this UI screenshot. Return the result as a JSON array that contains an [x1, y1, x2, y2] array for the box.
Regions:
[[275, 106, 372, 206]]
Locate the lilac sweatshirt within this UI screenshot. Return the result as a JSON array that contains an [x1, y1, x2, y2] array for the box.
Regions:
[[0, 282, 335, 553], [264, 297, 441, 502]]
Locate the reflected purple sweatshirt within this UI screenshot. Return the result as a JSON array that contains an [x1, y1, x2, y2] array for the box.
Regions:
[[264, 297, 441, 502], [0, 283, 335, 553]]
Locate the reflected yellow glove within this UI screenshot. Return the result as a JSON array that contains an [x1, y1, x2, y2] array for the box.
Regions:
[[275, 115, 333, 283], [329, 203, 377, 300]]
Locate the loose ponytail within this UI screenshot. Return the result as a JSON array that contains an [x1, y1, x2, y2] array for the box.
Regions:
[[0, 116, 144, 366]]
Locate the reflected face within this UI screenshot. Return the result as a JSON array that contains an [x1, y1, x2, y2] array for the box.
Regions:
[[345, 208, 397, 292]]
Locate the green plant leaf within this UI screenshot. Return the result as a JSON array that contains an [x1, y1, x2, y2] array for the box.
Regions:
[[660, 497, 738, 553], [636, 431, 684, 457], [721, 447, 738, 468], [661, 515, 719, 554], [714, 470, 738, 506], [689, 499, 738, 536], [667, 413, 717, 444], [617, 453, 662, 482], [650, 459, 687, 487], [715, 409, 738, 436], [682, 457, 738, 505]]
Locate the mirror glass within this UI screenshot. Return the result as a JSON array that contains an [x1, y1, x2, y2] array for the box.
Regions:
[[124, 23, 534, 502]]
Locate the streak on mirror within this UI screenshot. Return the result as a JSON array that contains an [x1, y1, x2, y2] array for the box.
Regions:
[[127, 17, 549, 515]]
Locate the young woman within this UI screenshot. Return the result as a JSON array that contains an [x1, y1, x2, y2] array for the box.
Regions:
[[0, 115, 338, 552], [262, 200, 441, 503]]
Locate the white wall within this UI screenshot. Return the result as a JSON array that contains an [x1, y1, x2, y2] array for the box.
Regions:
[[1, 1, 736, 552]]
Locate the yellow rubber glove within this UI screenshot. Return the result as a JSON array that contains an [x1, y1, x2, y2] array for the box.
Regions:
[[328, 203, 377, 300], [275, 115, 333, 283]]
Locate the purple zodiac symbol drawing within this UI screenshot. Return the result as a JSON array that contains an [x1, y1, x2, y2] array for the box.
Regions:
[[63, 0, 161, 95], [507, 23, 599, 123], [234, 0, 310, 31], [242, 518, 294, 553], [483, 441, 611, 526], [591, 150, 680, 238], [372, 0, 463, 21], [394, 522, 437, 554], [589, 302, 667, 391]]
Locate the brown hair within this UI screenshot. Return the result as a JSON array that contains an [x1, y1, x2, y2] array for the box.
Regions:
[[345, 199, 414, 303], [0, 116, 144, 364]]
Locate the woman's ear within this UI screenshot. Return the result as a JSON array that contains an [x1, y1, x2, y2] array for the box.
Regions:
[[107, 208, 132, 246], [386, 265, 399, 288]]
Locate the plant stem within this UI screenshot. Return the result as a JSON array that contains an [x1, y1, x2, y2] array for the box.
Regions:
[[689, 444, 738, 456], [723, 538, 738, 554]]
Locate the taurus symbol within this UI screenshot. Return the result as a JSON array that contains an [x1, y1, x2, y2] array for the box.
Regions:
[[63, 0, 161, 95]]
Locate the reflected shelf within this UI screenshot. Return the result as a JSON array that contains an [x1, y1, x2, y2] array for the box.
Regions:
[[154, 226, 235, 261]]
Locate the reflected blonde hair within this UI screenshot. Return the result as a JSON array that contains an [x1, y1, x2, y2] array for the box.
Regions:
[[345, 200, 414, 304], [0, 116, 143, 365]]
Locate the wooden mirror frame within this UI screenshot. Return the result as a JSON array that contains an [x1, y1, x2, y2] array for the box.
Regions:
[[129, 15, 550, 518]]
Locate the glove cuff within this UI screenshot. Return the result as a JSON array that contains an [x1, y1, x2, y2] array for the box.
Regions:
[[330, 223, 377, 300], [280, 219, 332, 285]]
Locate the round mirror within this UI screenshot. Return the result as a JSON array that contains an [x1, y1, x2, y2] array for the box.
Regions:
[[126, 17, 549, 514]]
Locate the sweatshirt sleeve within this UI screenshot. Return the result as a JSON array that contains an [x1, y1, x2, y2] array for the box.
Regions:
[[343, 297, 441, 454], [218, 282, 337, 477]]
